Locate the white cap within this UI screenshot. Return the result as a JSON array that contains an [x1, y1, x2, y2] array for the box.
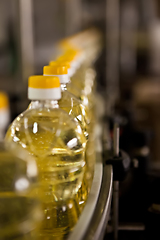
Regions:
[[0, 108, 10, 130], [68, 68, 74, 77]]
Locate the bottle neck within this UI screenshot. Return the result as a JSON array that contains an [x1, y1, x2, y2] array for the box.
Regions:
[[0, 131, 4, 141], [29, 100, 59, 109]]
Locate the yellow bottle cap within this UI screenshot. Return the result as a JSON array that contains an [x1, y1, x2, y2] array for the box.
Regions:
[[0, 92, 9, 109], [58, 39, 81, 52], [28, 76, 61, 100], [58, 39, 73, 51], [57, 55, 75, 62], [28, 75, 60, 89], [49, 61, 71, 69], [48, 61, 57, 66], [43, 66, 68, 75]]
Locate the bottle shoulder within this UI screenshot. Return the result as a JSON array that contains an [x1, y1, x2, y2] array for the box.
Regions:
[[8, 107, 83, 129], [60, 90, 82, 106], [59, 90, 88, 115], [67, 83, 82, 98], [5, 107, 86, 155]]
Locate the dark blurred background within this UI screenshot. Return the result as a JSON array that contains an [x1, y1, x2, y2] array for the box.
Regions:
[[1, 0, 160, 239]]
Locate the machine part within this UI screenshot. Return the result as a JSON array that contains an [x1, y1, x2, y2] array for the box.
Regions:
[[113, 123, 120, 240], [106, 150, 131, 181]]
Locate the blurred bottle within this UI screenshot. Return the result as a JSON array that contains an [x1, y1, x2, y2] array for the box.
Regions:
[[56, 52, 96, 122], [50, 60, 93, 123], [49, 61, 80, 97], [0, 141, 42, 240], [65, 28, 103, 66], [43, 65, 90, 139], [43, 67, 91, 211], [56, 41, 98, 204], [48, 62, 96, 200], [0, 92, 10, 140], [5, 76, 86, 239]]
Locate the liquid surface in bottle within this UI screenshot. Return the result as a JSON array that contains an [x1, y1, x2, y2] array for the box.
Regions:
[[5, 107, 86, 237]]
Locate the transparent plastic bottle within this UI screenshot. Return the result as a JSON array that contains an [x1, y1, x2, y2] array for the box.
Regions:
[[0, 141, 42, 240], [56, 49, 96, 90], [43, 65, 90, 139], [49, 60, 93, 122], [56, 54, 96, 121], [5, 76, 86, 239], [43, 66, 92, 211], [0, 92, 10, 140], [56, 53, 97, 198], [49, 61, 80, 92], [48, 62, 96, 193], [66, 28, 102, 67]]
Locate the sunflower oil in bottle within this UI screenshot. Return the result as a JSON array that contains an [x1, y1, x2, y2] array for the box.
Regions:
[[0, 142, 42, 240], [43, 66, 91, 211], [49, 61, 81, 99], [56, 53, 97, 160], [57, 32, 102, 195], [5, 76, 86, 239], [56, 54, 96, 122], [0, 92, 10, 140], [43, 65, 90, 140], [49, 60, 92, 123], [57, 49, 96, 91], [48, 61, 96, 196], [49, 61, 82, 100], [57, 51, 97, 197]]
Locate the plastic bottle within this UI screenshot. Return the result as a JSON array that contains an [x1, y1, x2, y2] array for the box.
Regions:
[[56, 54, 96, 119], [43, 65, 90, 139], [0, 142, 42, 240], [0, 92, 10, 140], [56, 51, 97, 197], [43, 66, 92, 210], [5, 76, 86, 238], [49, 61, 90, 117]]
